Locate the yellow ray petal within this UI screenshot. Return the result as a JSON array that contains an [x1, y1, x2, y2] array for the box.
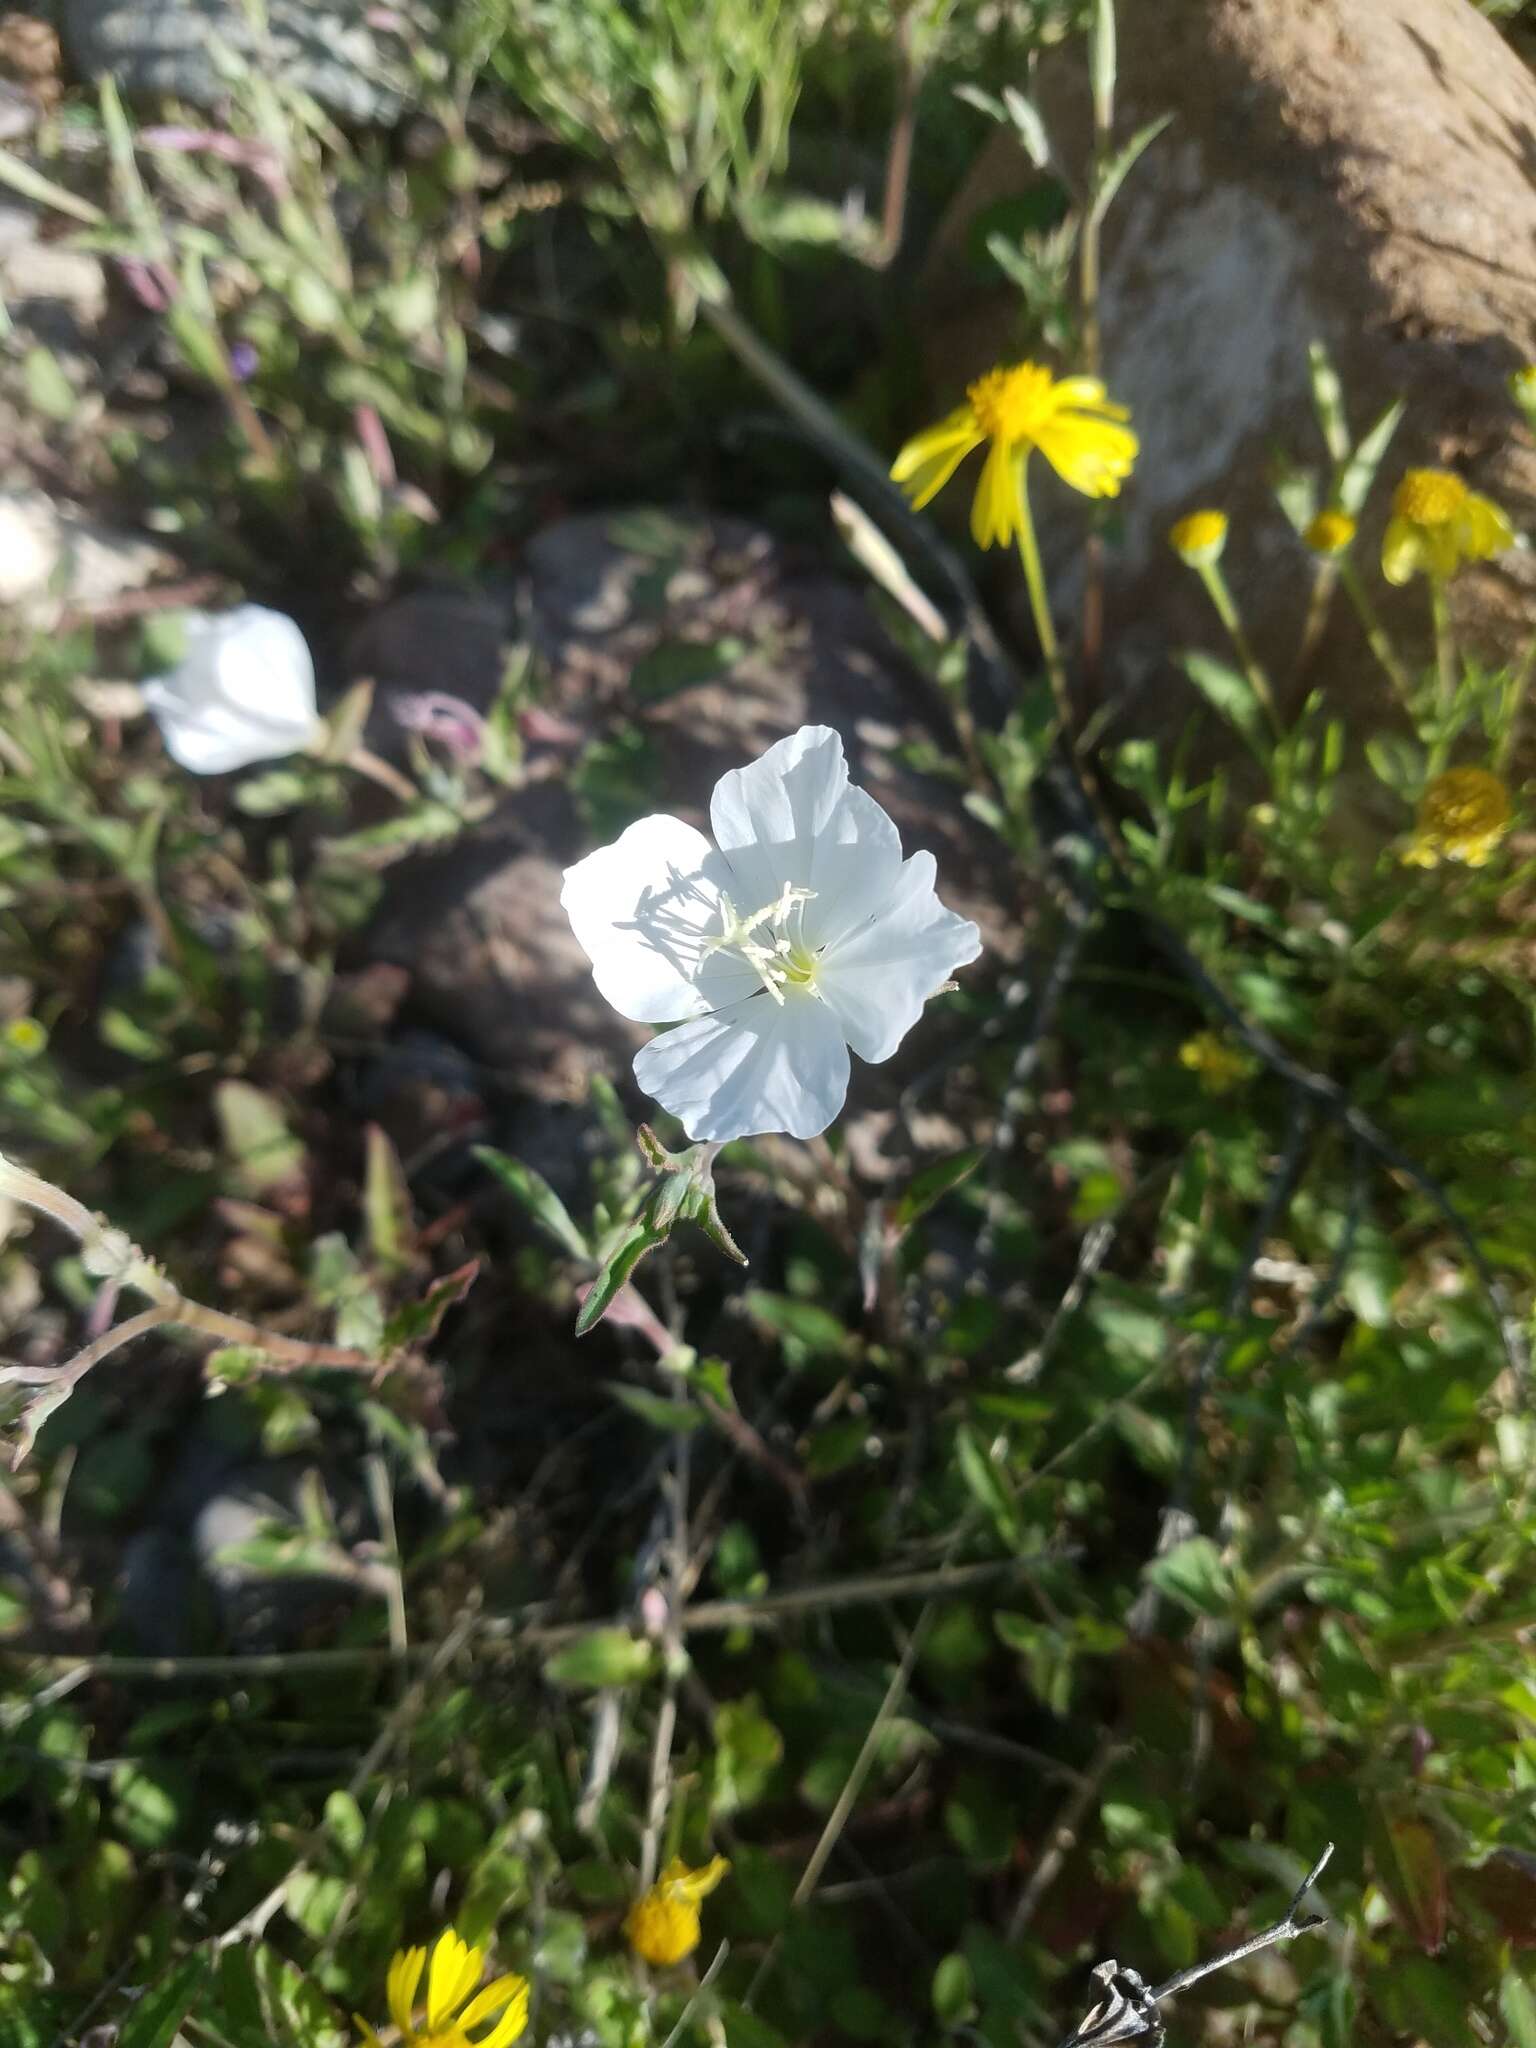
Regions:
[[1379, 513, 1422, 585], [890, 409, 983, 509], [388, 1948, 427, 2039], [1033, 415, 1138, 499], [1460, 491, 1514, 560], [459, 1973, 529, 2032], [428, 1931, 482, 2031], [970, 438, 1023, 548], [472, 1979, 532, 2048]]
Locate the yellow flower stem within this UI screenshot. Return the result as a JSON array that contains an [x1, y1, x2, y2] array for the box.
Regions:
[[1195, 561, 1282, 739], [1012, 452, 1078, 750], [1337, 559, 1411, 703]]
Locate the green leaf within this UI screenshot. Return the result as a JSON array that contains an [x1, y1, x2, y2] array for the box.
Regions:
[[1143, 1536, 1234, 1619], [116, 1954, 211, 2048], [1178, 651, 1265, 747], [933, 1953, 976, 2029], [630, 638, 743, 703], [576, 1217, 668, 1336], [325, 1787, 367, 1858], [475, 1146, 589, 1259], [1089, 112, 1173, 225], [1307, 340, 1351, 465], [1338, 397, 1405, 515], [608, 1383, 703, 1433], [381, 1259, 479, 1351], [364, 1123, 415, 1273], [1501, 1971, 1536, 2048], [893, 1148, 984, 1234], [215, 1080, 306, 1195], [544, 1628, 656, 1689]]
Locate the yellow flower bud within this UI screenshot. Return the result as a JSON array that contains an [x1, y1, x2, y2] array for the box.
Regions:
[[1178, 1031, 1253, 1096], [1303, 508, 1356, 557], [625, 1856, 729, 1968], [1168, 509, 1228, 567]]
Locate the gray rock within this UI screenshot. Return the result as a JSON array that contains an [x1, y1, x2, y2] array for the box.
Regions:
[[0, 201, 107, 345], [0, 487, 173, 627], [365, 510, 1015, 1141], [62, 0, 422, 123], [922, 0, 1536, 730]]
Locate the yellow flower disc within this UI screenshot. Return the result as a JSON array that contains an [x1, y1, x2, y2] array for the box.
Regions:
[[1393, 469, 1468, 526], [1168, 509, 1228, 566], [1304, 509, 1356, 556], [1404, 767, 1513, 869]]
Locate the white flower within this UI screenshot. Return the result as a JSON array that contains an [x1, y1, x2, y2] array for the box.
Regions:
[[141, 604, 320, 773], [561, 725, 982, 1142]]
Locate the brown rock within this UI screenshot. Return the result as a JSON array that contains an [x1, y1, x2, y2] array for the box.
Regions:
[[366, 510, 1016, 1131], [922, 0, 1536, 730]]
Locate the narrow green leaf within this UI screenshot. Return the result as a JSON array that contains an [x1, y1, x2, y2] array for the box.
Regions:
[[116, 1954, 212, 2048], [1089, 112, 1172, 225], [1307, 340, 1351, 464], [893, 1148, 984, 1234], [474, 1146, 589, 1259], [1338, 397, 1405, 515], [1501, 1972, 1536, 2048], [1178, 651, 1266, 748], [608, 1383, 703, 1433], [576, 1220, 667, 1336]]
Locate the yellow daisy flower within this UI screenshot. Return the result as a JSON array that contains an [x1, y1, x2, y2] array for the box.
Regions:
[[1178, 1031, 1254, 1096], [625, 1855, 729, 1968], [356, 1928, 529, 2048], [890, 360, 1137, 549], [1381, 468, 1512, 585], [1168, 509, 1228, 567], [1304, 508, 1356, 557], [1403, 767, 1513, 869]]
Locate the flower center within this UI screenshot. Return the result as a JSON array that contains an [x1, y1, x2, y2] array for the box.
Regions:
[[966, 362, 1057, 447], [1396, 468, 1467, 527], [706, 883, 823, 1004]]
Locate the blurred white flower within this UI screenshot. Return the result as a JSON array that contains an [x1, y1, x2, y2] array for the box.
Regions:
[[562, 725, 982, 1142], [141, 604, 320, 773]]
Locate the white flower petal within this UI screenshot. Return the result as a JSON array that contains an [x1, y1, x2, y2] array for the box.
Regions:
[[143, 604, 319, 773], [562, 814, 760, 1025], [633, 992, 850, 1142], [709, 726, 904, 950], [815, 852, 981, 1063]]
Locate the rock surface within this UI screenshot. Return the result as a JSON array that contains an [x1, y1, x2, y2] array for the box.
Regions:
[[922, 0, 1536, 729], [365, 511, 1015, 1135], [0, 487, 173, 627], [62, 0, 418, 122]]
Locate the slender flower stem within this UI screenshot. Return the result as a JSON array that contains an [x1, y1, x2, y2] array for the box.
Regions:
[[1496, 629, 1536, 775], [1196, 561, 1282, 738], [1429, 574, 1457, 716], [1338, 559, 1412, 702], [1013, 455, 1077, 746]]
